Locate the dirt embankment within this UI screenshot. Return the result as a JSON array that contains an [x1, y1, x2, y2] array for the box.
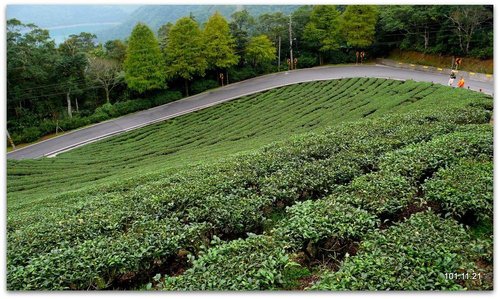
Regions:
[[388, 50, 493, 74]]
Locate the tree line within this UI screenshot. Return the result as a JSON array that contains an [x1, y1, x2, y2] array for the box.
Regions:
[[7, 5, 492, 146]]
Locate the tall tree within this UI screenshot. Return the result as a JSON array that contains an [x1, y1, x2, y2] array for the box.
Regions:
[[256, 12, 287, 65], [124, 23, 165, 94], [245, 35, 276, 68], [447, 6, 492, 55], [379, 5, 441, 51], [64, 32, 97, 53], [256, 12, 288, 43], [290, 6, 320, 67], [158, 22, 173, 51], [86, 57, 124, 103], [230, 9, 255, 34], [291, 5, 313, 43], [229, 9, 255, 63], [340, 5, 378, 49], [104, 39, 127, 63], [203, 12, 239, 83], [57, 32, 97, 118], [165, 17, 207, 96], [7, 19, 58, 118], [303, 5, 341, 64]]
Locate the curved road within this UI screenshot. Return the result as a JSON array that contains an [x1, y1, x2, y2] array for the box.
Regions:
[[7, 64, 493, 160]]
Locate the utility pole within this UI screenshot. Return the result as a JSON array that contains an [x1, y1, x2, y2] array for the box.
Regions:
[[278, 36, 281, 71], [289, 14, 293, 70]]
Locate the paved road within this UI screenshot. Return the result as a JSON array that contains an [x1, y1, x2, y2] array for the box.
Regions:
[[7, 64, 494, 160]]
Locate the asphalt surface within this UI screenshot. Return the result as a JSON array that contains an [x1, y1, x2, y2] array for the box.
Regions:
[[7, 64, 494, 160]]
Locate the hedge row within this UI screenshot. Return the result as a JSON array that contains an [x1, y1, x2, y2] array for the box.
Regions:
[[273, 200, 378, 251], [321, 124, 492, 218], [8, 218, 207, 290], [310, 211, 476, 290], [7, 108, 492, 290], [379, 125, 493, 184], [333, 173, 417, 217], [157, 123, 494, 290], [160, 235, 290, 291], [423, 159, 493, 222]]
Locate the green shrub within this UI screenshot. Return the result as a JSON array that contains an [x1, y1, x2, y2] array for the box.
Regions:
[[7, 218, 207, 290], [259, 157, 363, 205], [7, 108, 39, 131], [228, 65, 258, 82], [9, 132, 21, 145], [75, 109, 94, 117], [38, 119, 57, 136], [325, 49, 355, 64], [423, 159, 493, 222], [94, 103, 117, 117], [150, 90, 182, 106], [88, 111, 110, 123], [185, 194, 272, 237], [468, 47, 493, 60], [58, 116, 91, 131], [435, 107, 492, 125], [191, 79, 219, 95], [467, 100, 494, 112], [273, 199, 378, 251], [334, 172, 417, 216], [296, 52, 318, 68], [161, 235, 290, 290], [19, 127, 42, 143], [380, 126, 493, 183], [310, 211, 474, 290], [113, 100, 149, 116]]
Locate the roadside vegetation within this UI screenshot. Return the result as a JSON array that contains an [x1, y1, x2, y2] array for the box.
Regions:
[[388, 50, 493, 74]]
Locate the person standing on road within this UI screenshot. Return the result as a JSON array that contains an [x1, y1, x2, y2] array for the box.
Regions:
[[457, 77, 465, 88], [448, 71, 456, 86]]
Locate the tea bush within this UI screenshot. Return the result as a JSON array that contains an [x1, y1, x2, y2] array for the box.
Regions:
[[8, 218, 208, 290], [379, 126, 493, 184], [310, 211, 475, 290], [161, 235, 290, 290], [333, 172, 417, 216], [273, 199, 378, 251], [423, 159, 493, 222]]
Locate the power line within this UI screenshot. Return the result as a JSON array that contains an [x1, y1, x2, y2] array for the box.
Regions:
[[13, 84, 104, 102]]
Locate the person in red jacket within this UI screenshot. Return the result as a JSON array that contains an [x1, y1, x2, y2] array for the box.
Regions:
[[457, 77, 465, 88]]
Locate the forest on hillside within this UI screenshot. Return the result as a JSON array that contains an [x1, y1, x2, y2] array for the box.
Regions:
[[7, 5, 493, 146]]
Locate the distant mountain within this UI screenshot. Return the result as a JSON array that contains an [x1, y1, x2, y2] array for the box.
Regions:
[[96, 5, 299, 42], [6, 5, 299, 44], [6, 5, 140, 44], [6, 5, 136, 28]]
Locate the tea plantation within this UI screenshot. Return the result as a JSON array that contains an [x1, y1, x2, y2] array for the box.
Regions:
[[7, 78, 493, 290]]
